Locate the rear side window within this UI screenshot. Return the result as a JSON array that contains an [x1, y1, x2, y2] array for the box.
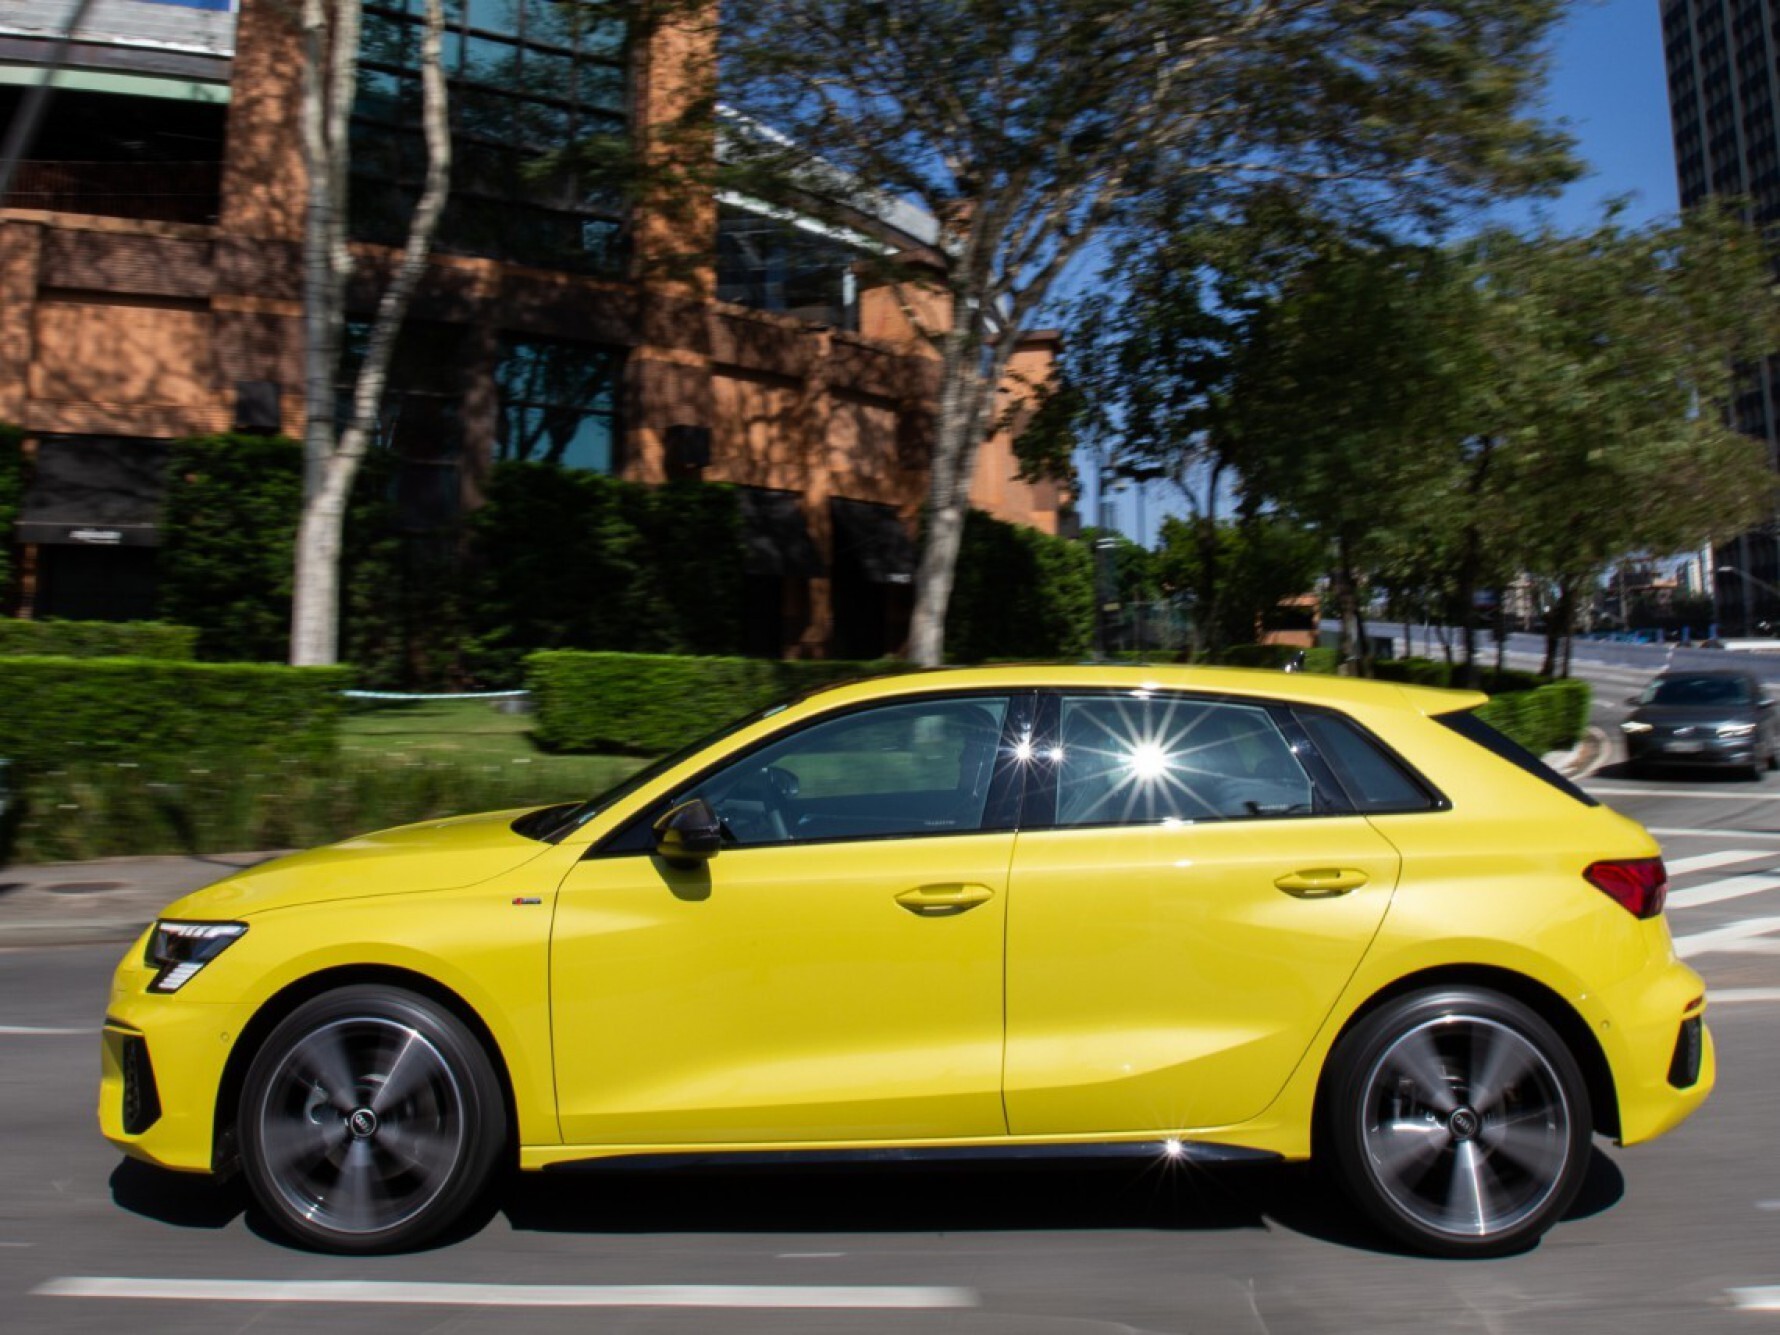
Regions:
[[1436, 709, 1599, 807], [1295, 711, 1442, 813]]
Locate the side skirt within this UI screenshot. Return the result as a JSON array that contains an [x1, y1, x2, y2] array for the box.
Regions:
[[536, 1140, 1281, 1174]]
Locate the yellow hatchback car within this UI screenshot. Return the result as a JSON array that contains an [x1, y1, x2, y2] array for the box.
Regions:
[[99, 666, 1710, 1257]]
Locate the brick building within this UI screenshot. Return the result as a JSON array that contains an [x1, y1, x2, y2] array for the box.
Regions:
[[0, 0, 1064, 656]]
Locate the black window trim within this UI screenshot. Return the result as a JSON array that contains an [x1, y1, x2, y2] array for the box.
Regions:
[[587, 688, 1039, 859], [1287, 703, 1452, 815]]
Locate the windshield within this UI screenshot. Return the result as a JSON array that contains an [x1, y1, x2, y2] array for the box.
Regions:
[[1640, 675, 1754, 707], [512, 702, 792, 843]]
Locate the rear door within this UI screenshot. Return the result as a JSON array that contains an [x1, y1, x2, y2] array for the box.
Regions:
[[1003, 690, 1402, 1135]]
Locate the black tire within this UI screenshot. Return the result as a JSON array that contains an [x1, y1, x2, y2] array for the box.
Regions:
[[1322, 987, 1591, 1258], [239, 984, 506, 1253]]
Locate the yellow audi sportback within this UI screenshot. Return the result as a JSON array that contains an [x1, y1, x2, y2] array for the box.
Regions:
[[99, 666, 1710, 1257]]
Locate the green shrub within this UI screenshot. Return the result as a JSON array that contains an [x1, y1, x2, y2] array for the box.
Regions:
[[944, 510, 1094, 663], [158, 434, 305, 662], [0, 423, 22, 604], [0, 618, 196, 659], [1217, 644, 1307, 669], [1301, 647, 1340, 675], [527, 651, 910, 753], [466, 466, 749, 686], [0, 658, 349, 773]]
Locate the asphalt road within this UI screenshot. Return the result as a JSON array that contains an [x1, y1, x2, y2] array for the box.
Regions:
[[7, 742, 1780, 1332]]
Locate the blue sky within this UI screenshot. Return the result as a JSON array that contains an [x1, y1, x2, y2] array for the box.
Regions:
[[1501, 0, 1679, 232]]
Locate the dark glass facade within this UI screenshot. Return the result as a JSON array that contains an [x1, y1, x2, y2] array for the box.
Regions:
[[352, 0, 628, 273], [1663, 0, 1780, 630]]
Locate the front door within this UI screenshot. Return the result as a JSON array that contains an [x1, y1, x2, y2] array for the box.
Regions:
[[550, 692, 1023, 1146]]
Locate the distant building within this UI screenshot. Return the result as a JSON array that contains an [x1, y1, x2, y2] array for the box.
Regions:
[[1661, 0, 1780, 632], [0, 0, 1063, 655]]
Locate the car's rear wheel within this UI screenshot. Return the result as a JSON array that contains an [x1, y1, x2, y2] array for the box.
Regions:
[[1323, 987, 1591, 1258], [239, 985, 505, 1253]]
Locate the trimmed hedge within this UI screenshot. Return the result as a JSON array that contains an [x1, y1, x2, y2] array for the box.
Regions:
[[0, 658, 350, 772], [1475, 679, 1592, 756], [527, 651, 911, 754], [0, 618, 197, 660]]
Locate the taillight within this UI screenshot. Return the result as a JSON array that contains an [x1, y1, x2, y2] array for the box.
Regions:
[[1584, 858, 1668, 919]]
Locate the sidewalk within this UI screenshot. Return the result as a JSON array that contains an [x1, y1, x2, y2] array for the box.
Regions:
[[0, 851, 281, 948], [0, 739, 1604, 950]]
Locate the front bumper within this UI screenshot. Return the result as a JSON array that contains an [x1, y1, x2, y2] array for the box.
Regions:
[[1626, 733, 1759, 768], [98, 941, 253, 1175]]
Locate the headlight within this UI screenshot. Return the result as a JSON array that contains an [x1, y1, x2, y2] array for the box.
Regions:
[[1718, 722, 1759, 738], [1621, 721, 1653, 734], [145, 920, 247, 993]]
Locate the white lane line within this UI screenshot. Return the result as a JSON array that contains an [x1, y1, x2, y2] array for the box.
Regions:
[[1711, 989, 1780, 1005], [1652, 828, 1780, 841], [1730, 1287, 1780, 1311], [32, 1278, 978, 1310], [0, 1025, 93, 1036], [1666, 850, 1773, 876], [1675, 917, 1780, 959], [1669, 874, 1780, 910]]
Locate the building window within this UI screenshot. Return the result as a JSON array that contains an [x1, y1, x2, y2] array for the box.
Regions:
[[717, 204, 870, 330], [353, 0, 628, 273], [494, 336, 621, 472]]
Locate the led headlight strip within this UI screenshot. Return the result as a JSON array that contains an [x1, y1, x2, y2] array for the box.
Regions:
[[145, 921, 247, 993]]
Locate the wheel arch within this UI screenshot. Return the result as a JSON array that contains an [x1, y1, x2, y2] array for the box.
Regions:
[[1312, 964, 1620, 1146], [210, 964, 521, 1176]]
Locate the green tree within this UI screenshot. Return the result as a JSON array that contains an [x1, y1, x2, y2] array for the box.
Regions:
[[1155, 513, 1323, 655], [718, 0, 1576, 665], [1477, 211, 1779, 671]]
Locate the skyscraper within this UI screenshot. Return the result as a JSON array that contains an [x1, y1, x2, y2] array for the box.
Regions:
[[1662, 0, 1780, 632]]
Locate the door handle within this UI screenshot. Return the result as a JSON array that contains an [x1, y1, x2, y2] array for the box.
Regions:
[[1274, 868, 1369, 898], [895, 883, 995, 915]]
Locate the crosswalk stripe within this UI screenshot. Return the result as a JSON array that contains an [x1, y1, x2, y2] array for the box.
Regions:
[[1729, 1287, 1780, 1311], [1674, 916, 1780, 958], [1668, 873, 1780, 910], [1665, 849, 1772, 876], [31, 1278, 979, 1310]]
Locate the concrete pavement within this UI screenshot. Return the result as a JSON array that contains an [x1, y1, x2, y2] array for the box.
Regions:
[[0, 850, 281, 948]]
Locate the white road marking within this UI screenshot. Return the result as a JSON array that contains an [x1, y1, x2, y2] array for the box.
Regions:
[[1666, 849, 1773, 876], [777, 1252, 846, 1259], [0, 1025, 92, 1036], [1669, 874, 1780, 910], [1710, 989, 1780, 1005], [1651, 828, 1780, 841], [1675, 917, 1780, 959], [1729, 1287, 1780, 1311], [32, 1278, 978, 1310]]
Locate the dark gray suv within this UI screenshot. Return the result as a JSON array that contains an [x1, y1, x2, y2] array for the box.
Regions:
[[1622, 670, 1778, 778]]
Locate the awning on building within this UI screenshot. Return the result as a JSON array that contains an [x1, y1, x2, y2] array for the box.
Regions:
[[737, 487, 825, 578], [831, 497, 916, 586], [16, 437, 171, 547]]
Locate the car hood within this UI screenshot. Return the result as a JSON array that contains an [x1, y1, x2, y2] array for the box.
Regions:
[[160, 807, 559, 920]]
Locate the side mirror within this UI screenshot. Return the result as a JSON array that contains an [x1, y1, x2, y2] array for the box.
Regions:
[[654, 798, 722, 868]]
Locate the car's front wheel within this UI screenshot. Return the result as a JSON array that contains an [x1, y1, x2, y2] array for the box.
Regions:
[[239, 984, 506, 1253], [1323, 987, 1591, 1258]]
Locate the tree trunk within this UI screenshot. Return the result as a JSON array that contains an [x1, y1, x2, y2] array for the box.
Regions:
[[907, 326, 1000, 666], [290, 0, 450, 666]]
